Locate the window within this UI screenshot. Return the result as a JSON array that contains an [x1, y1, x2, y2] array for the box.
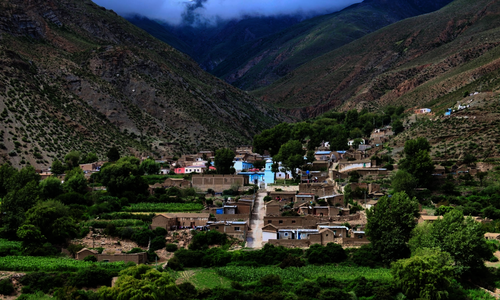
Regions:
[[326, 234, 329, 237], [284, 232, 288, 236], [268, 220, 272, 224], [279, 220, 283, 224], [234, 227, 240, 231], [215, 226, 219, 229], [292, 220, 296, 224]]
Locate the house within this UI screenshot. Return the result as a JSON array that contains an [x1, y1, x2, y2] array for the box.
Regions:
[[208, 221, 248, 240], [366, 200, 378, 209], [76, 248, 147, 264], [485, 233, 500, 240], [433, 165, 446, 176], [185, 165, 206, 174], [264, 215, 327, 229], [415, 108, 431, 114], [297, 205, 339, 217], [299, 183, 336, 197], [417, 215, 442, 224], [151, 213, 210, 230], [317, 194, 345, 207], [338, 159, 373, 173], [233, 160, 254, 172], [262, 224, 279, 242], [317, 225, 348, 238], [191, 174, 248, 192], [294, 193, 315, 208], [314, 151, 333, 161], [265, 200, 282, 216], [268, 191, 297, 202], [174, 167, 185, 174]]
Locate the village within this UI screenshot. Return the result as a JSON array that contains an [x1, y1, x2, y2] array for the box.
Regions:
[[58, 122, 497, 265]]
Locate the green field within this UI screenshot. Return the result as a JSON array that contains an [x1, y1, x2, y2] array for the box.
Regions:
[[215, 265, 393, 282], [122, 203, 204, 212], [0, 256, 128, 272]]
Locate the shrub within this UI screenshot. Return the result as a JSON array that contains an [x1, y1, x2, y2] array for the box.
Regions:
[[150, 236, 166, 251], [83, 255, 97, 262], [167, 256, 183, 271], [166, 243, 178, 252], [154, 227, 168, 236], [279, 254, 305, 269], [490, 256, 499, 262], [0, 278, 14, 295]]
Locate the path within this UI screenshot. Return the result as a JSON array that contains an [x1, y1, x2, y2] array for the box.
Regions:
[[246, 192, 266, 249]]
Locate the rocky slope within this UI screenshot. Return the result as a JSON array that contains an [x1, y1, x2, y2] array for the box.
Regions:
[[0, 0, 282, 168], [253, 0, 500, 118], [211, 0, 454, 91]]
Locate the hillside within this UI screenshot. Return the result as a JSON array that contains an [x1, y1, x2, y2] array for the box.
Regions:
[[212, 0, 454, 90], [128, 15, 301, 71], [252, 0, 500, 119], [0, 0, 282, 168]]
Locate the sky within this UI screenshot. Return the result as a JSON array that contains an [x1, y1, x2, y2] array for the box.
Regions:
[[93, 0, 363, 25]]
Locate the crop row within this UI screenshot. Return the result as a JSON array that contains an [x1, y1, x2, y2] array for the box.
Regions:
[[216, 265, 393, 282], [82, 219, 147, 228], [122, 202, 204, 212], [0, 256, 128, 272]]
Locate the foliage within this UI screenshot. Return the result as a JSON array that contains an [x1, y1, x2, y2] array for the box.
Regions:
[[0, 256, 127, 272], [106, 146, 120, 162], [273, 140, 305, 178], [398, 137, 434, 187], [214, 148, 235, 174], [0, 278, 14, 295], [409, 210, 492, 275], [40, 177, 64, 200], [140, 158, 161, 175], [365, 192, 420, 263], [391, 170, 417, 197], [51, 159, 66, 175], [392, 248, 455, 300], [166, 243, 178, 252], [122, 202, 203, 212], [95, 157, 148, 197], [189, 231, 229, 250], [306, 243, 347, 264]]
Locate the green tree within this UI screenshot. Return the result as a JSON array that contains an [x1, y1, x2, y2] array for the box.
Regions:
[[365, 192, 420, 263], [292, 122, 312, 142], [96, 156, 148, 197], [391, 170, 417, 197], [107, 146, 120, 162], [253, 123, 291, 156], [16, 224, 47, 255], [352, 138, 363, 150], [392, 119, 404, 135], [398, 137, 434, 187], [214, 148, 235, 174], [81, 152, 98, 164], [64, 151, 81, 169], [409, 210, 492, 275], [51, 159, 66, 175], [345, 109, 359, 130], [476, 171, 488, 186], [392, 248, 455, 300], [140, 158, 160, 175], [40, 177, 64, 199], [63, 168, 88, 194], [274, 140, 305, 179], [329, 125, 349, 151], [0, 164, 17, 197], [24, 200, 78, 244]]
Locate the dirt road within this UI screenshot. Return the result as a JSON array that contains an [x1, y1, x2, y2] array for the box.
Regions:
[[246, 192, 266, 249]]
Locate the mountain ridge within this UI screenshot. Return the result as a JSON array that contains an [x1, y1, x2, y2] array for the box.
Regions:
[[0, 0, 282, 168]]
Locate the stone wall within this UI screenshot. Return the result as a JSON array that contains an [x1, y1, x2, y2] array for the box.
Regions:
[[268, 239, 310, 248], [192, 174, 248, 192]]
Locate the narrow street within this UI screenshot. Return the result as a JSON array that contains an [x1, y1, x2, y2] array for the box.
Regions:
[[246, 192, 266, 249]]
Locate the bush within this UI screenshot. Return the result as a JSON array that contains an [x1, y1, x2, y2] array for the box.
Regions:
[[154, 227, 168, 236], [131, 229, 155, 247], [306, 243, 347, 264], [166, 243, 178, 252], [279, 253, 305, 269], [490, 256, 499, 262], [83, 255, 97, 262], [150, 236, 166, 251], [0, 278, 14, 295], [167, 256, 183, 271]]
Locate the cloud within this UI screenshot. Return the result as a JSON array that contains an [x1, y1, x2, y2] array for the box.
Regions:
[[93, 0, 362, 25]]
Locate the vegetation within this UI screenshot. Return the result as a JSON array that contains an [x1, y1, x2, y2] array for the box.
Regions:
[[122, 203, 204, 212]]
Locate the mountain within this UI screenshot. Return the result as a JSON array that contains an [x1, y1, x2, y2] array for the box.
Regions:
[[127, 15, 302, 71], [252, 0, 500, 118], [0, 0, 282, 168], [211, 0, 454, 90]]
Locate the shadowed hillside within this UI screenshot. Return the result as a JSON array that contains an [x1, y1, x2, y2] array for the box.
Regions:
[[253, 0, 500, 119], [0, 0, 282, 168]]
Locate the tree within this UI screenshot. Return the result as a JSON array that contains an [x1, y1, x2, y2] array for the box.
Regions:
[[365, 192, 420, 263], [392, 248, 455, 300], [24, 200, 78, 244], [477, 171, 488, 186], [140, 158, 160, 175], [273, 140, 305, 179], [409, 209, 492, 275], [51, 159, 66, 175], [391, 170, 417, 197], [63, 168, 88, 194], [392, 119, 404, 135], [253, 123, 291, 156], [107, 146, 120, 162], [214, 148, 235, 174], [462, 153, 477, 165], [398, 137, 434, 187], [64, 151, 81, 169], [80, 152, 98, 164], [329, 125, 349, 151], [352, 138, 363, 150], [96, 156, 148, 197], [40, 177, 64, 199]]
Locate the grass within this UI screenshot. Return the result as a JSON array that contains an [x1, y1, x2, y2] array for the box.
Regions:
[[179, 269, 232, 289]]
